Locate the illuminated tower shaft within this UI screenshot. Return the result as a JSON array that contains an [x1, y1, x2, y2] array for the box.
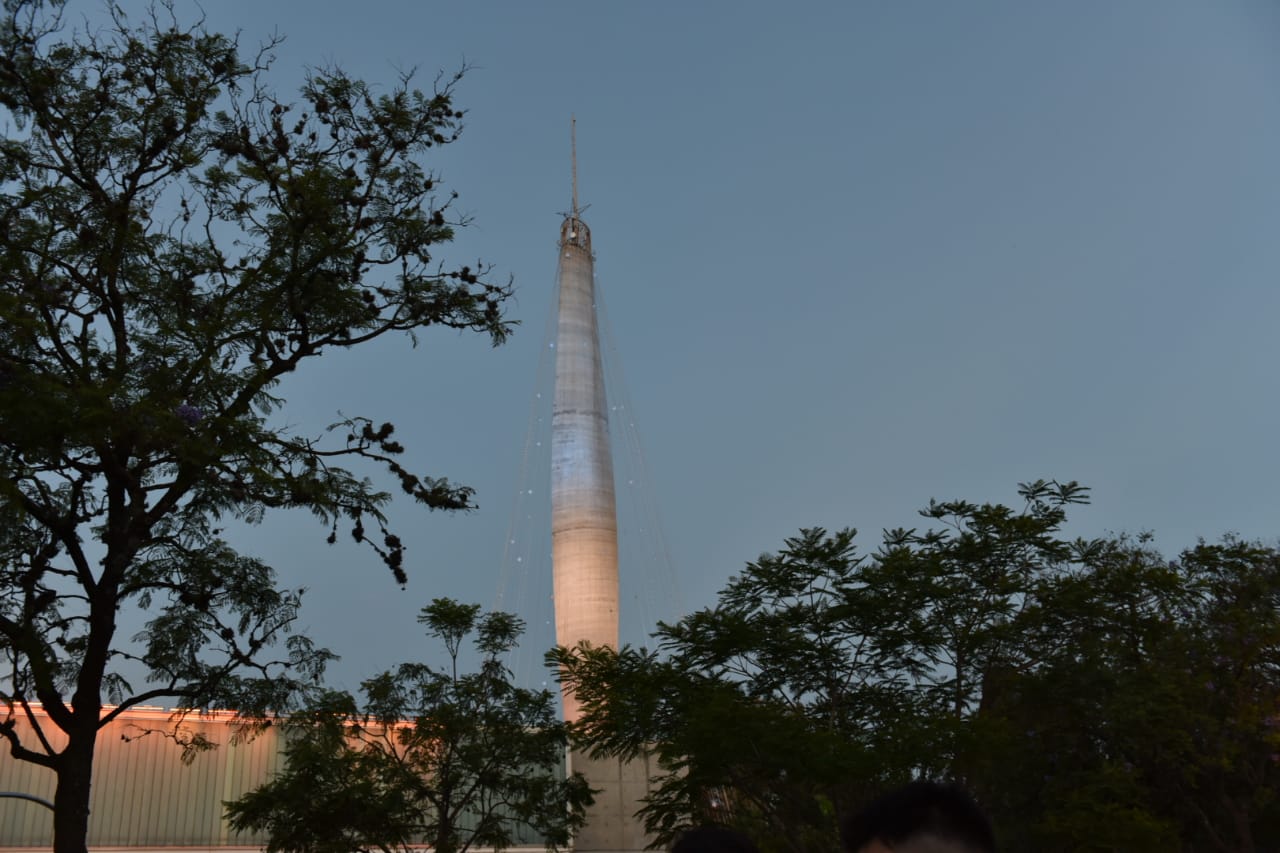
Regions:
[[551, 194, 618, 723], [549, 125, 651, 853]]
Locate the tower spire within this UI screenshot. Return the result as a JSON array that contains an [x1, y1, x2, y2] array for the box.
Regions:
[[560, 116, 590, 250], [552, 113, 613, 723], [548, 121, 652, 853], [571, 115, 580, 217]]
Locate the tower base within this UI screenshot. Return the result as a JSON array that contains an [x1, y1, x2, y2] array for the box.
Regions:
[[569, 749, 655, 853]]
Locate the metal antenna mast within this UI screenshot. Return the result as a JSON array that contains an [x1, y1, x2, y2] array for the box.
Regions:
[[571, 115, 579, 217]]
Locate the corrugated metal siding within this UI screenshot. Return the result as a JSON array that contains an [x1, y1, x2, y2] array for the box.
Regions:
[[1, 707, 560, 849], [0, 708, 278, 848]]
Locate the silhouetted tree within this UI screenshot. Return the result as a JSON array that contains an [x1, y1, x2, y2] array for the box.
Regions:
[[227, 600, 592, 853], [0, 3, 511, 851], [557, 482, 1280, 852], [979, 535, 1280, 852]]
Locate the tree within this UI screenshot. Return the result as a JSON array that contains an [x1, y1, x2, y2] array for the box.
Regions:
[[556, 527, 928, 853], [970, 533, 1192, 851], [226, 599, 592, 853], [0, 3, 512, 851], [554, 482, 1093, 853], [1169, 538, 1280, 851], [980, 535, 1280, 852], [558, 481, 1280, 852]]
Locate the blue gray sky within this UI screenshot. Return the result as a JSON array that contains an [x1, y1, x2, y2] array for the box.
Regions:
[[105, 1, 1280, 688]]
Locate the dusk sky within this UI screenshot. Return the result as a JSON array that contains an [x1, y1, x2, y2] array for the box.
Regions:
[[99, 1, 1280, 690]]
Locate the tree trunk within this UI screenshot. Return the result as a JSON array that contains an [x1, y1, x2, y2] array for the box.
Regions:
[[52, 723, 97, 853]]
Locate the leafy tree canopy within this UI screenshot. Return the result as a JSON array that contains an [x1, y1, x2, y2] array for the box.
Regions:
[[227, 599, 593, 853], [555, 481, 1280, 853], [0, 2, 512, 851]]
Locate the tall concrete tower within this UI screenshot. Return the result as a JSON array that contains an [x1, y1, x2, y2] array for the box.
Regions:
[[550, 122, 650, 853], [551, 119, 620, 723]]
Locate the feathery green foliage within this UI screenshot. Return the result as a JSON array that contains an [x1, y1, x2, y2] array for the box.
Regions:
[[556, 482, 1280, 853], [0, 3, 511, 851], [227, 600, 592, 853]]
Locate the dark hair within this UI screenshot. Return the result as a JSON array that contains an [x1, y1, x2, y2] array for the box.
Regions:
[[672, 826, 760, 853], [840, 781, 996, 853]]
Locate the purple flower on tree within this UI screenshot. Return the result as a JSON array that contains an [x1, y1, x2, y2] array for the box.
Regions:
[[175, 403, 203, 426]]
